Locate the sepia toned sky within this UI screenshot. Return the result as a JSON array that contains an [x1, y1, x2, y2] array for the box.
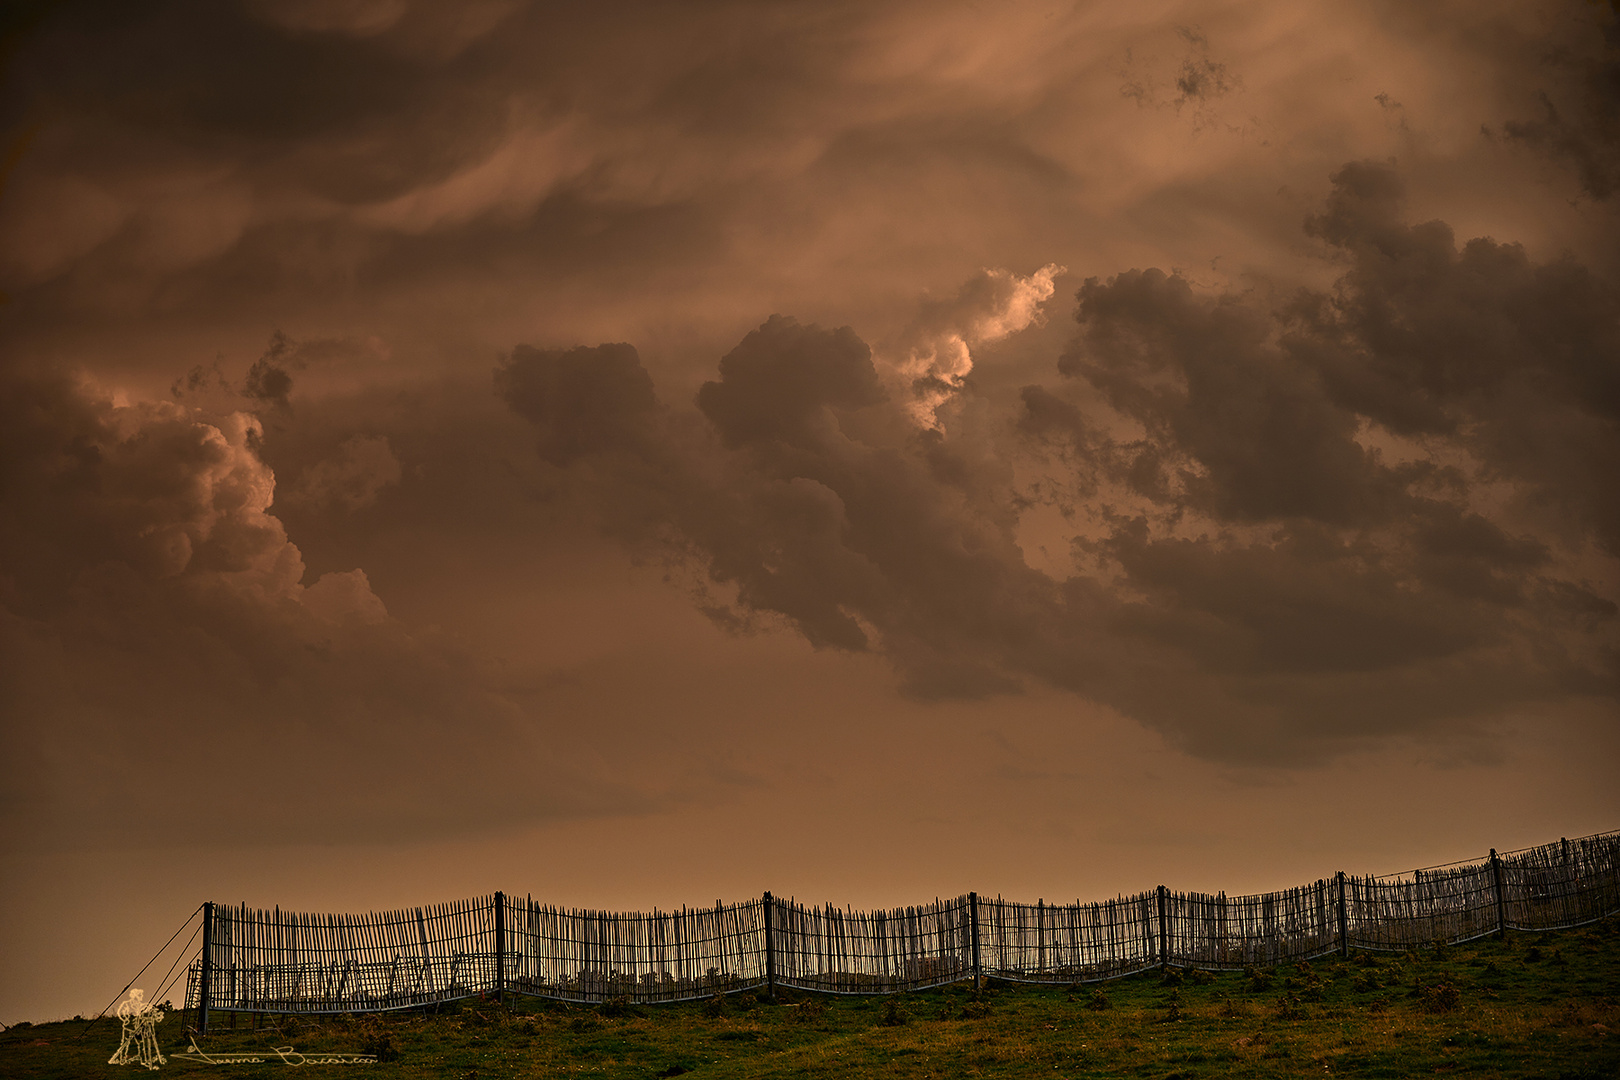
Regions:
[[2, 0, 1617, 1023]]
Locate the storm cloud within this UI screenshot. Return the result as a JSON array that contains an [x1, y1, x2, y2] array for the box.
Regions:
[[0, 368, 638, 846], [497, 167, 1619, 760]]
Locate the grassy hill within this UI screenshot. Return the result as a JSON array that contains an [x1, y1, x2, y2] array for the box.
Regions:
[[5, 919, 1617, 1079]]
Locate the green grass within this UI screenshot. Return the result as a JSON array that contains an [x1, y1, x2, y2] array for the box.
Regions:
[[7, 921, 1618, 1079]]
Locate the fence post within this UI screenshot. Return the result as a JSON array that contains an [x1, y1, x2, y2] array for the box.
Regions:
[[1036, 899, 1045, 976], [762, 892, 776, 1003], [1315, 879, 1326, 956], [968, 892, 981, 989], [599, 912, 609, 1000], [494, 892, 505, 1005], [199, 902, 214, 1036], [1156, 885, 1168, 970], [1336, 872, 1349, 957], [1490, 848, 1507, 936]]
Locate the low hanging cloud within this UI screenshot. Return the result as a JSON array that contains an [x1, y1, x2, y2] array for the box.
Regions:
[[499, 165, 1619, 762]]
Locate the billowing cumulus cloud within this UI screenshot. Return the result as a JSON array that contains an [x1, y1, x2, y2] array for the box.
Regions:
[[1050, 165, 1618, 744], [498, 175, 1619, 762], [699, 316, 887, 448], [1288, 163, 1620, 554]]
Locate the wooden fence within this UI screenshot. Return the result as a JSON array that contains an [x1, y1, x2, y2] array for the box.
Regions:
[[183, 830, 1620, 1026]]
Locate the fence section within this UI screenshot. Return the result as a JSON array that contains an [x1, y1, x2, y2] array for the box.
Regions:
[[506, 898, 765, 1003], [192, 896, 498, 1015], [771, 895, 972, 993], [1344, 861, 1500, 951], [185, 829, 1620, 1019], [1500, 834, 1620, 932], [979, 892, 1161, 983], [1167, 881, 1341, 969]]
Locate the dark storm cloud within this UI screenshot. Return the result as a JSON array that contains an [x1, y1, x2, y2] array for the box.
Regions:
[[1044, 162, 1618, 717], [501, 166, 1619, 761], [0, 368, 640, 848], [497, 343, 661, 466], [1059, 265, 1414, 527], [5, 0, 511, 201], [0, 0, 873, 321], [498, 310, 1044, 685], [4, 0, 1609, 351], [1287, 161, 1620, 553], [697, 315, 886, 449], [0, 0, 1611, 781]]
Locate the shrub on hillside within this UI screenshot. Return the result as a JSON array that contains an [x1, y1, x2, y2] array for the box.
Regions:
[[1418, 981, 1461, 1014]]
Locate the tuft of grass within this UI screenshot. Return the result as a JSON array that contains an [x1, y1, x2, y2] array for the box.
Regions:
[[1272, 992, 1307, 1021], [956, 989, 993, 1020], [788, 997, 825, 1023]]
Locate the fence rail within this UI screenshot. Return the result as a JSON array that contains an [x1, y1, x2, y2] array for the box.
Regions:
[[184, 830, 1620, 1023]]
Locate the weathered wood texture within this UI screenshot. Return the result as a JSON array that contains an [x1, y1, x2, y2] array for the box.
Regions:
[[186, 830, 1620, 1013]]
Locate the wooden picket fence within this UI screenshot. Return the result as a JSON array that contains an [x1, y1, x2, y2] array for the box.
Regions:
[[183, 830, 1620, 1027]]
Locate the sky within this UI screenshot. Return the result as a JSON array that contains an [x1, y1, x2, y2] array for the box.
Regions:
[[1, 0, 1617, 1024]]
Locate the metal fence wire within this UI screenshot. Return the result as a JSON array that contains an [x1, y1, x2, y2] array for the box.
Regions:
[[184, 829, 1620, 1019]]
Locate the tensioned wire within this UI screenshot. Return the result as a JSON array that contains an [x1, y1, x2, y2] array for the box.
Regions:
[[75, 903, 203, 1042]]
